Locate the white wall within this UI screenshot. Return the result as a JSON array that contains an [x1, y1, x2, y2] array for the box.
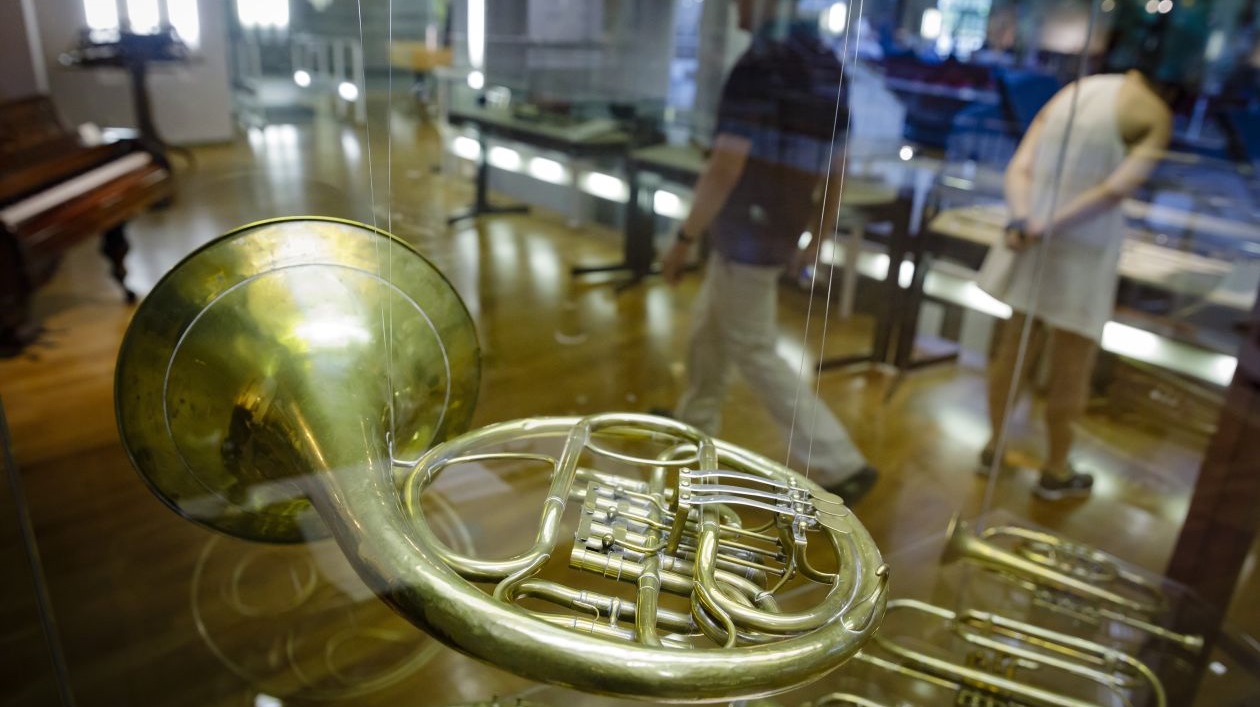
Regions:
[[0, 0, 44, 100], [32, 0, 234, 145], [692, 0, 748, 145]]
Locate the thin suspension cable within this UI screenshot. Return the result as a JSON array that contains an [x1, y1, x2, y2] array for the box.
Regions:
[[784, 0, 864, 483], [800, 0, 866, 481], [386, 0, 397, 449], [356, 0, 398, 444]]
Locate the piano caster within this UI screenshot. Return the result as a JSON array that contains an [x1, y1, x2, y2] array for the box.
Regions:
[[101, 226, 135, 305]]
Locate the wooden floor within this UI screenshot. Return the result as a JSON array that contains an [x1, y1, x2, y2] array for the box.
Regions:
[[1, 102, 1256, 706]]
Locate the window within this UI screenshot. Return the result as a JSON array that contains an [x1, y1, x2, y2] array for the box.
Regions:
[[83, 0, 201, 49], [236, 0, 290, 30]]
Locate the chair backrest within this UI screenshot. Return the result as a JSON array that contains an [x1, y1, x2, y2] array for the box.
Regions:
[[994, 68, 1060, 132], [1222, 107, 1260, 168]]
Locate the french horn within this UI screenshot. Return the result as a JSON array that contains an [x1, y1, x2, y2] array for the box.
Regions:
[[940, 515, 1202, 653], [855, 599, 1167, 707], [115, 218, 889, 702]]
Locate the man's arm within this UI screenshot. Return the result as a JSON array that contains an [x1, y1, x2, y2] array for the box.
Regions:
[[661, 133, 752, 284]]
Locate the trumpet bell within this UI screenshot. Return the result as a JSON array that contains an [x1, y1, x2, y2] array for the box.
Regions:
[[860, 599, 1167, 707], [941, 514, 1202, 653], [115, 217, 480, 542]]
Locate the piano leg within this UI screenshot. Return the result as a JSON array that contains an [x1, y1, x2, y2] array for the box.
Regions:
[[101, 226, 137, 304]]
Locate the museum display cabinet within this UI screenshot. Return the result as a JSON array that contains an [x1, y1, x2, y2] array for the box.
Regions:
[[2, 1, 1260, 706]]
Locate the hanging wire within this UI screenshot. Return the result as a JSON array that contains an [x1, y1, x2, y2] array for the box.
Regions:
[[355, 0, 398, 446], [784, 0, 866, 482], [386, 0, 397, 450]]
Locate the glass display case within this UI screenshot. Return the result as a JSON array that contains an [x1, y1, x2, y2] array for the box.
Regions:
[[2, 0, 1259, 706]]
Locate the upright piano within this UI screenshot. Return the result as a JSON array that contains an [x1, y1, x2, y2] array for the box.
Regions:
[[0, 95, 174, 353]]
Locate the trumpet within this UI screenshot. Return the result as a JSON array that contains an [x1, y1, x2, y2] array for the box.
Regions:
[[115, 218, 889, 703], [856, 599, 1167, 707], [941, 515, 1203, 653]]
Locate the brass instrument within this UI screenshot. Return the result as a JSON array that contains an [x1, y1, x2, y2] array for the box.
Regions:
[[115, 218, 889, 702], [448, 695, 551, 700], [806, 696, 889, 707], [941, 515, 1202, 653], [857, 599, 1167, 707], [743, 694, 890, 707], [189, 489, 473, 699]]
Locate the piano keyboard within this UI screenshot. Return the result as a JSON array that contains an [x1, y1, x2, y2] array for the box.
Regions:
[[1, 152, 158, 228]]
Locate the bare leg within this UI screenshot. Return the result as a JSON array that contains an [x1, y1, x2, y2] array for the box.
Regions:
[[1043, 327, 1098, 478], [984, 312, 1046, 457]]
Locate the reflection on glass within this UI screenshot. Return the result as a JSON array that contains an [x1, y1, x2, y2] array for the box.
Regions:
[[8, 0, 1260, 705], [978, 63, 1173, 500]]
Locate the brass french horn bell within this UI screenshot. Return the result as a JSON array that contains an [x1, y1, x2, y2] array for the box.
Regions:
[[116, 217, 480, 542], [116, 218, 889, 702]]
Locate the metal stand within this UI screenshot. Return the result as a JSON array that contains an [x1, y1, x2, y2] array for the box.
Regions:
[[570, 164, 657, 290], [448, 130, 530, 225], [819, 189, 959, 396]]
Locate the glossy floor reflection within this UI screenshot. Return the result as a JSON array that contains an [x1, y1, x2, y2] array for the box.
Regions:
[[0, 101, 1255, 706]]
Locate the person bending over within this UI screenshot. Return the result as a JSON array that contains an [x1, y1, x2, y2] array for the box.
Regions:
[[977, 67, 1172, 500]]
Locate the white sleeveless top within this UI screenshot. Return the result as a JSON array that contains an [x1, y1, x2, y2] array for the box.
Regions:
[[977, 74, 1129, 341]]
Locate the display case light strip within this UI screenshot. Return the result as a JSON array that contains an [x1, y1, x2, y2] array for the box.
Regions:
[[653, 190, 688, 219], [921, 263, 1236, 386], [528, 157, 567, 184], [488, 146, 521, 171], [580, 172, 630, 203], [447, 136, 575, 185], [445, 135, 689, 213], [1101, 322, 1236, 387], [452, 136, 481, 161]]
